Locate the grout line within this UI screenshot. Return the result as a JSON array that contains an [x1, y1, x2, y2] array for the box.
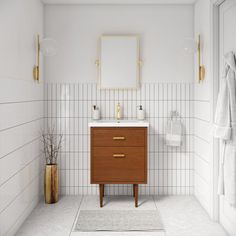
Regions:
[[51, 134, 194, 137], [45, 116, 194, 118], [194, 134, 210, 144], [82, 84, 84, 195], [152, 195, 158, 210], [59, 168, 195, 171], [194, 99, 211, 103], [4, 193, 40, 236], [0, 117, 44, 132], [194, 171, 210, 186], [0, 137, 40, 160], [45, 99, 197, 102], [152, 196, 167, 235], [0, 100, 44, 105], [59, 185, 194, 188], [46, 82, 195, 195], [0, 164, 42, 215], [194, 152, 210, 164], [193, 117, 211, 123], [0, 154, 41, 188]]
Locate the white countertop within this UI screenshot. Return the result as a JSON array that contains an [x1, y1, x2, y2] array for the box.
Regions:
[[88, 120, 149, 127]]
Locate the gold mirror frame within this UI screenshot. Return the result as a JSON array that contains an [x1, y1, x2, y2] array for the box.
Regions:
[[95, 35, 143, 90]]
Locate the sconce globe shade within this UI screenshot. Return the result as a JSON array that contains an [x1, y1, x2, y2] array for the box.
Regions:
[[40, 38, 58, 56], [183, 38, 198, 54]]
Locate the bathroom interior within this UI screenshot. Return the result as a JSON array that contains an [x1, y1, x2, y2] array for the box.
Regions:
[[1, 0, 236, 235]]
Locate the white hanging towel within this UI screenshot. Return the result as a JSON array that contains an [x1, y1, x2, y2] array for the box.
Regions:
[[165, 113, 182, 147], [214, 51, 236, 206]]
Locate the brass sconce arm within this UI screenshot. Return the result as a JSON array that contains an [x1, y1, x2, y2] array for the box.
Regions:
[[33, 35, 40, 81], [198, 35, 205, 83], [183, 35, 205, 83], [33, 34, 58, 82]]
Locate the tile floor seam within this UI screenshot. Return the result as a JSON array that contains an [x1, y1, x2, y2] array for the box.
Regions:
[[153, 196, 167, 236], [16, 196, 228, 236], [69, 196, 84, 236]]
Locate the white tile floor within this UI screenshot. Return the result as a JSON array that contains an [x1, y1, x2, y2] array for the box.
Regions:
[[16, 196, 228, 236]]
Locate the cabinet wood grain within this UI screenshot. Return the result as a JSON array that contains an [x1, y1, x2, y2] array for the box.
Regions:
[[90, 127, 147, 207], [92, 127, 145, 147]]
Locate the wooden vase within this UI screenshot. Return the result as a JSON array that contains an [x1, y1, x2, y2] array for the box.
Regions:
[[44, 164, 58, 204]]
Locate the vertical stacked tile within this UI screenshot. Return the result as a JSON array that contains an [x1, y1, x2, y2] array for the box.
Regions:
[[46, 82, 194, 196]]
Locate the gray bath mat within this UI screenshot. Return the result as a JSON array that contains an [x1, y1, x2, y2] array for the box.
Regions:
[[75, 210, 164, 232]]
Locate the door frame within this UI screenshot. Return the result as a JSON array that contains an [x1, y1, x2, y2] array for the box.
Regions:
[[209, 0, 226, 221]]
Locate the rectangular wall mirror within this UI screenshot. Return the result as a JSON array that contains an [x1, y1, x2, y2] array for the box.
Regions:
[[98, 35, 141, 89]]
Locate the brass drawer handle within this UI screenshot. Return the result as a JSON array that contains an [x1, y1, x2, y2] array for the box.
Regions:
[[113, 136, 125, 140], [113, 154, 125, 158]]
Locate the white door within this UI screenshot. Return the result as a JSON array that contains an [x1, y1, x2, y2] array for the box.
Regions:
[[219, 1, 236, 235]]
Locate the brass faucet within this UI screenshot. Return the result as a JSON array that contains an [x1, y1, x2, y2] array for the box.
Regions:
[[116, 102, 121, 121]]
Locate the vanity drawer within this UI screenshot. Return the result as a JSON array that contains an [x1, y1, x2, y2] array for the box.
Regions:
[[91, 147, 146, 183], [91, 127, 146, 147]]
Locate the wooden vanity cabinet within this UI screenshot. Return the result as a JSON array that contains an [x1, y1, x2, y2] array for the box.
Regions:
[[90, 127, 147, 207]]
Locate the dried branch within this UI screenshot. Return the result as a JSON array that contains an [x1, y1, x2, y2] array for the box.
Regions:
[[41, 126, 63, 165]]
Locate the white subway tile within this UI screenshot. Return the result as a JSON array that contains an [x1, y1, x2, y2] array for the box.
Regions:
[[0, 119, 43, 158], [45, 82, 194, 195], [194, 101, 211, 122], [0, 101, 43, 131], [195, 154, 211, 184], [0, 157, 40, 213], [194, 118, 211, 142], [194, 136, 210, 163], [0, 139, 41, 186], [0, 176, 40, 236]]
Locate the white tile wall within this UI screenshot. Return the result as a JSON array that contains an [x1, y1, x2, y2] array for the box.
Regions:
[[0, 90, 44, 236], [0, 0, 44, 235], [194, 101, 211, 122], [0, 92, 44, 236], [195, 171, 211, 213], [194, 101, 212, 216], [45, 82, 194, 196], [194, 0, 214, 218]]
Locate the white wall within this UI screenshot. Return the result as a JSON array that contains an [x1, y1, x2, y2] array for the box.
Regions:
[[43, 4, 195, 196], [0, 0, 44, 235], [44, 4, 194, 83], [194, 0, 214, 218]]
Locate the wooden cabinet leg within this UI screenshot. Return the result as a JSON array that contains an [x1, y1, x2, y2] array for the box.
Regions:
[[99, 184, 104, 207], [134, 184, 138, 207]]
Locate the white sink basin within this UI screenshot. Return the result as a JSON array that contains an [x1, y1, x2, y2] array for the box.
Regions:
[[88, 119, 149, 127]]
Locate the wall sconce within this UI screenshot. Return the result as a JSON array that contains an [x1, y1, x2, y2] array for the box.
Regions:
[[184, 35, 205, 83], [33, 34, 58, 81]]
